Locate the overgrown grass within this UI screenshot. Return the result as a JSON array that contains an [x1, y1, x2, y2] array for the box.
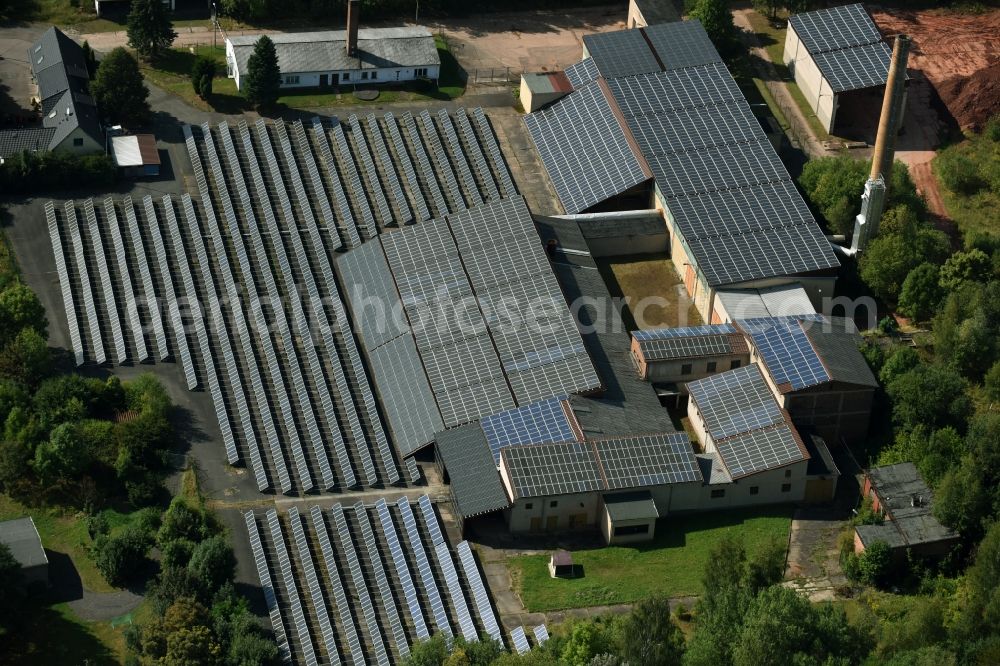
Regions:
[[597, 253, 702, 330], [933, 132, 1000, 239], [507, 507, 793, 611]]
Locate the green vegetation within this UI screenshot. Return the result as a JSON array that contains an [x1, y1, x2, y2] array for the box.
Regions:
[[0, 151, 115, 194], [506, 508, 792, 611], [244, 35, 282, 110], [91, 47, 151, 127], [934, 116, 1000, 239], [191, 55, 217, 99], [687, 0, 740, 60], [126, 0, 177, 61]]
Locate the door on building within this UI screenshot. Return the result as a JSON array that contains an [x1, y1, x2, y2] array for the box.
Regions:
[[332, 73, 339, 85], [546, 516, 558, 531], [530, 517, 542, 532], [320, 74, 328, 87], [569, 514, 588, 528]]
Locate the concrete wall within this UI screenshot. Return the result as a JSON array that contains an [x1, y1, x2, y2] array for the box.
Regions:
[[698, 461, 809, 507], [686, 397, 712, 452], [520, 78, 567, 113], [784, 27, 837, 133], [602, 509, 656, 545], [638, 351, 749, 384], [507, 492, 600, 532], [586, 232, 668, 258], [627, 0, 646, 28]]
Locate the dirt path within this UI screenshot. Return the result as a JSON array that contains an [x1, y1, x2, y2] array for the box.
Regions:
[[783, 507, 849, 602]]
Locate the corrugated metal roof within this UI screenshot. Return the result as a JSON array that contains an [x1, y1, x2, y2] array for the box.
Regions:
[[436, 424, 510, 519], [111, 135, 141, 166]]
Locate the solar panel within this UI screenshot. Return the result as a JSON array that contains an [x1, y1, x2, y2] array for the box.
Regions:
[[64, 201, 105, 364], [45, 202, 84, 366], [400, 111, 448, 218], [83, 199, 126, 365], [533, 624, 549, 646], [311, 117, 370, 243], [511, 627, 530, 655], [502, 442, 603, 499], [244, 512, 291, 661], [347, 114, 395, 228], [157, 196, 201, 391], [524, 81, 648, 214], [331, 503, 390, 666], [435, 109, 483, 207], [456, 541, 503, 645], [418, 110, 465, 211], [353, 503, 409, 658], [406, 457, 421, 483], [455, 108, 501, 200], [813, 41, 892, 93], [642, 21, 723, 71], [266, 509, 317, 665], [375, 499, 430, 641], [637, 334, 734, 361], [741, 317, 830, 391], [121, 195, 168, 361], [789, 3, 882, 55], [583, 28, 661, 79], [471, 108, 516, 197], [365, 113, 414, 223], [594, 433, 701, 488], [564, 57, 600, 88], [397, 497, 452, 638], [417, 495, 445, 547], [717, 423, 805, 478], [480, 396, 576, 463], [309, 506, 365, 666], [434, 541, 478, 642], [178, 195, 238, 469], [645, 140, 788, 200], [292, 119, 359, 249], [287, 507, 339, 664], [687, 364, 785, 440], [634, 323, 736, 341], [383, 112, 433, 221], [102, 199, 147, 363], [608, 63, 744, 117]]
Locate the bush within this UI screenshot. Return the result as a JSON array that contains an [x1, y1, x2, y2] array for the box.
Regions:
[[899, 263, 943, 321], [0, 151, 115, 194], [93, 526, 151, 586], [934, 148, 984, 195], [857, 540, 892, 587], [190, 56, 216, 99]]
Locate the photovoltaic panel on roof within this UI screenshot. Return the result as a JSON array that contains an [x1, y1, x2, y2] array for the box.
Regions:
[[687, 365, 784, 440], [503, 442, 604, 499], [626, 101, 765, 158], [740, 317, 830, 391], [646, 139, 789, 199], [524, 81, 648, 214], [813, 41, 892, 93], [637, 334, 734, 361], [668, 180, 816, 242], [594, 433, 701, 488], [583, 29, 662, 79], [336, 239, 409, 351], [565, 57, 599, 88], [789, 3, 882, 55], [633, 323, 736, 341], [642, 20, 723, 71], [608, 64, 743, 116], [717, 423, 805, 479], [481, 396, 576, 463]]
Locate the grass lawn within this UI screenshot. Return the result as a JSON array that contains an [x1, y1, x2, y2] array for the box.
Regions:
[[598, 253, 702, 330], [4, 600, 125, 665], [933, 133, 1000, 239], [507, 507, 793, 611]]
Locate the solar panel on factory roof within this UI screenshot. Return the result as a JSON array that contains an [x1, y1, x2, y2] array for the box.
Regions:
[[638, 334, 734, 361], [625, 101, 765, 160], [790, 3, 882, 56], [564, 57, 600, 88], [608, 64, 743, 117], [480, 396, 577, 463], [813, 41, 892, 93], [594, 433, 701, 489], [687, 365, 785, 440], [688, 221, 840, 288], [646, 139, 789, 200], [716, 423, 806, 479], [633, 323, 736, 341], [642, 20, 723, 72], [740, 317, 830, 391], [583, 28, 661, 79], [502, 442, 603, 499], [524, 80, 648, 214]]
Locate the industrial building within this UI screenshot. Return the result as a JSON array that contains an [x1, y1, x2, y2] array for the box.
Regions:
[[0, 517, 48, 587], [0, 27, 102, 158], [524, 19, 841, 322], [226, 3, 439, 91], [784, 3, 897, 136], [855, 463, 958, 559]]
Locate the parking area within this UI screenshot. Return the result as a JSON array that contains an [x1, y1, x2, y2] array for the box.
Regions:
[[0, 24, 44, 119]]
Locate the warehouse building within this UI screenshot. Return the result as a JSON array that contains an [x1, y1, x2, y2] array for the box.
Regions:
[[784, 3, 897, 136], [226, 18, 439, 91], [524, 20, 840, 323]]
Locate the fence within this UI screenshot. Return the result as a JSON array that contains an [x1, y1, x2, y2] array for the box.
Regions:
[[471, 67, 522, 85]]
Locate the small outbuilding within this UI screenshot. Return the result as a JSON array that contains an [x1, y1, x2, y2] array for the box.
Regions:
[[548, 550, 575, 578], [601, 490, 658, 544], [0, 516, 48, 586], [519, 72, 574, 113], [110, 134, 160, 177]]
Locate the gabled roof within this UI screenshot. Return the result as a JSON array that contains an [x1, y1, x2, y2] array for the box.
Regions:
[[28, 27, 102, 151], [0, 127, 56, 158]]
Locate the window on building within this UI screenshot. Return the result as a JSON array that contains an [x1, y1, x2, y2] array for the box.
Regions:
[[361, 71, 369, 80], [525, 503, 533, 510], [707, 361, 717, 372], [73, 137, 83, 147], [342, 72, 350, 81], [731, 360, 742, 369], [681, 363, 692, 375], [750, 486, 759, 495], [711, 489, 725, 499], [613, 524, 650, 537], [415, 67, 428, 77], [284, 75, 300, 84], [550, 500, 558, 508], [371, 71, 378, 80], [781, 483, 792, 493], [785, 469, 792, 478]]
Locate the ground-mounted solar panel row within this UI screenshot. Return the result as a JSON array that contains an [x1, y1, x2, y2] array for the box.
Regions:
[[245, 497, 508, 665]]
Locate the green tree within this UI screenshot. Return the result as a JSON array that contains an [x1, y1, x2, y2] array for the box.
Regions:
[[91, 47, 151, 127], [859, 224, 950, 302], [939, 249, 991, 290], [93, 525, 151, 586], [126, 0, 176, 61], [0, 542, 24, 634], [187, 535, 236, 595], [898, 263, 943, 321], [0, 328, 51, 387], [984, 360, 1000, 401], [621, 596, 685, 666], [688, 0, 739, 59], [934, 460, 989, 537], [855, 540, 891, 587], [751, 0, 782, 20], [562, 622, 612, 666], [33, 422, 88, 485], [158, 497, 210, 544], [934, 148, 984, 195], [885, 364, 971, 432], [404, 633, 449, 666], [879, 347, 920, 385], [0, 283, 47, 342], [243, 35, 281, 110], [190, 55, 216, 99], [953, 520, 1000, 640], [81, 40, 98, 79], [798, 155, 868, 235]]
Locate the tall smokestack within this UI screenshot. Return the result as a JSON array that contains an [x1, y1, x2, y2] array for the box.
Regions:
[[870, 35, 911, 185], [347, 0, 360, 57]]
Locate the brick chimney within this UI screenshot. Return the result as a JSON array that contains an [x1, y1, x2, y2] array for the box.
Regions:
[[346, 0, 360, 56]]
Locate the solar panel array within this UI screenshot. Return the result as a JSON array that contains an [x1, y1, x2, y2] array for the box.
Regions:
[[511, 627, 530, 655], [64, 201, 104, 365], [739, 317, 830, 391], [637, 333, 734, 361], [717, 423, 805, 479], [583, 28, 662, 79], [687, 364, 785, 441], [642, 21, 724, 72], [122, 196, 167, 360], [790, 3, 882, 56], [533, 625, 549, 646], [633, 323, 737, 341], [480, 396, 578, 463], [565, 56, 600, 88], [102, 199, 147, 363], [812, 41, 892, 93], [45, 201, 84, 366], [83, 199, 126, 365], [247, 497, 506, 664], [595, 433, 702, 488], [502, 442, 605, 498]]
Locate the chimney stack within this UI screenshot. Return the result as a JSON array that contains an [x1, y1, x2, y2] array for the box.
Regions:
[[347, 0, 360, 57], [870, 35, 911, 184]]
